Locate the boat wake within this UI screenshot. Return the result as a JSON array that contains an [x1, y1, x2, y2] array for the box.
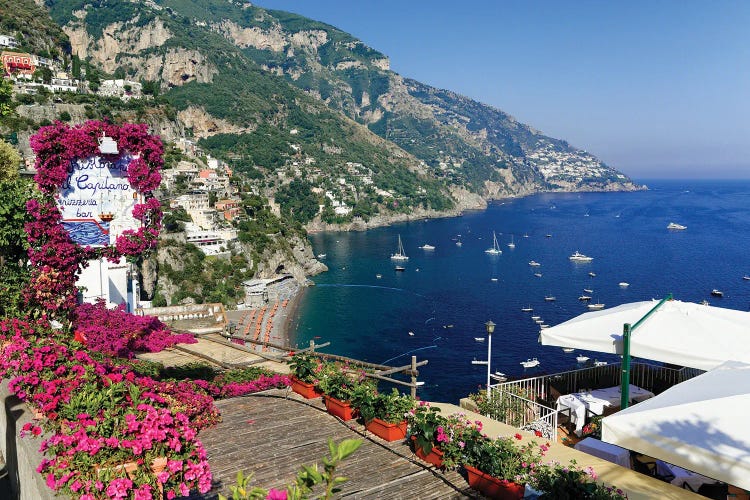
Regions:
[[381, 345, 438, 365], [315, 283, 428, 299]]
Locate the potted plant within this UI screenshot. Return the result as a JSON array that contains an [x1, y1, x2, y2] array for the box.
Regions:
[[317, 363, 374, 421], [462, 433, 542, 500], [288, 352, 323, 399], [528, 459, 627, 499], [356, 388, 415, 442], [406, 402, 446, 467]]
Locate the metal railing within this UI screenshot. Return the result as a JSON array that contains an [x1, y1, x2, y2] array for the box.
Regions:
[[480, 389, 559, 442]]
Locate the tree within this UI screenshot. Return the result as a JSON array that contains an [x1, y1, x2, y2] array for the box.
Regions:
[[0, 139, 21, 181], [0, 77, 12, 117]]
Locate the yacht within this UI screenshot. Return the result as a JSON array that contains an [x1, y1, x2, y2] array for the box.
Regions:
[[520, 358, 540, 368], [711, 289, 724, 297], [588, 302, 605, 310], [544, 295, 556, 302], [569, 251, 594, 262], [419, 244, 435, 250], [390, 235, 409, 261], [485, 231, 502, 255], [667, 222, 687, 230], [529, 260, 541, 267], [521, 305, 533, 312], [576, 355, 590, 363], [507, 235, 515, 249], [531, 315, 541, 321]]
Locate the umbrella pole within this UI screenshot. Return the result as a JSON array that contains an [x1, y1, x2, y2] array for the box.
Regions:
[[621, 323, 632, 408]]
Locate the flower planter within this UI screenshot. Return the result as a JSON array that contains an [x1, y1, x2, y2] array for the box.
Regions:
[[464, 465, 525, 500], [365, 418, 407, 442], [290, 376, 322, 399], [323, 395, 356, 421], [97, 457, 168, 479], [411, 436, 444, 468]]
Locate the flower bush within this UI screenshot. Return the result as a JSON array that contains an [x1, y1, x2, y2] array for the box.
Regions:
[[353, 387, 415, 425], [287, 352, 322, 384], [316, 361, 375, 402], [529, 459, 627, 499], [463, 432, 543, 484], [406, 401, 444, 456], [26, 120, 163, 319]]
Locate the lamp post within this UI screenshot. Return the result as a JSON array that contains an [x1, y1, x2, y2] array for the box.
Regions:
[[472, 320, 496, 400]]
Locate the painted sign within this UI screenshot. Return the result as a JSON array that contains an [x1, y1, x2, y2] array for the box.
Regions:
[[56, 155, 140, 246]]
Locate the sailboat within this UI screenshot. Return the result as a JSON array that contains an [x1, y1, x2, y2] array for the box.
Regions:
[[507, 235, 515, 249], [390, 235, 409, 261], [485, 231, 502, 255]]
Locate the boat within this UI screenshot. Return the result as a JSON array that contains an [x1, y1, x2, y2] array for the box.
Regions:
[[588, 272, 597, 277], [545, 234, 552, 238], [667, 222, 687, 230], [419, 244, 435, 250], [578, 295, 592, 301], [521, 306, 533, 312], [456, 241, 463, 247], [594, 361, 608, 367], [701, 299, 710, 306], [474, 337, 485, 342], [490, 372, 507, 382], [520, 358, 540, 368], [562, 348, 575, 353], [507, 235, 515, 249], [390, 235, 409, 261], [569, 251, 594, 262], [583, 288, 594, 293], [531, 315, 541, 320], [711, 289, 724, 297], [317, 253, 326, 259], [534, 319, 544, 324], [395, 266, 405, 272], [376, 274, 382, 279], [408, 332, 414, 336], [619, 282, 630, 288], [534, 272, 543, 277], [485, 231, 502, 255], [544, 295, 556, 302], [587, 302, 605, 310], [540, 324, 549, 329], [744, 276, 750, 281], [576, 355, 590, 363], [529, 260, 541, 267], [523, 233, 529, 238]]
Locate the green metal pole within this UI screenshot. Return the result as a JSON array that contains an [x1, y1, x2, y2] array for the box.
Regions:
[[620, 323, 632, 409]]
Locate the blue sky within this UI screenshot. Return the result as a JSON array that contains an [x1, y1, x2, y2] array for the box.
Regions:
[[256, 1, 750, 179]]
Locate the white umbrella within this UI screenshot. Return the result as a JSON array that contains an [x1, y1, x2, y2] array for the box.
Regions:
[[540, 299, 750, 372], [602, 360, 750, 489]]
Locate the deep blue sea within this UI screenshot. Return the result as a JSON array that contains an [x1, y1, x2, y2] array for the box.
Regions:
[[289, 180, 750, 403]]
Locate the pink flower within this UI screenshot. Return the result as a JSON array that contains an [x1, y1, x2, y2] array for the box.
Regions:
[[266, 489, 288, 500]]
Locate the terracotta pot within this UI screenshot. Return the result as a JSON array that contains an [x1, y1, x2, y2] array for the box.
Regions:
[[323, 395, 356, 421], [97, 457, 167, 478], [365, 418, 407, 442], [411, 436, 444, 468], [290, 376, 322, 399], [464, 464, 525, 499]]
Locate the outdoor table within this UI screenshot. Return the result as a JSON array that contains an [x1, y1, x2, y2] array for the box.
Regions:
[[556, 384, 655, 435], [574, 437, 631, 468], [656, 460, 719, 491]]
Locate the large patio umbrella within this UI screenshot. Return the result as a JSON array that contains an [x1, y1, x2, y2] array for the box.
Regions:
[[601, 360, 750, 489], [539, 297, 750, 406]]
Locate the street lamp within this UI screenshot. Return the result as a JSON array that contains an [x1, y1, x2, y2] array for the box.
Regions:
[[472, 320, 496, 400]]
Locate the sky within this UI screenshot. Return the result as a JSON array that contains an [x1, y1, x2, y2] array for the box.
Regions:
[[255, 1, 750, 179]]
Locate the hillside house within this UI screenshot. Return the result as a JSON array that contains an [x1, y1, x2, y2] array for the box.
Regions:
[[1, 51, 35, 78], [0, 35, 18, 49]]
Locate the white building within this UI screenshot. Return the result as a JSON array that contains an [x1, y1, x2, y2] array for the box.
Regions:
[[0, 35, 17, 49]]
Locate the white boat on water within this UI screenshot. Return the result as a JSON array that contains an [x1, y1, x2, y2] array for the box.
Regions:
[[540, 324, 549, 329], [569, 251, 594, 262], [583, 288, 594, 293], [520, 358, 540, 368], [578, 295, 592, 301], [576, 355, 590, 363], [711, 289, 724, 297], [588, 272, 597, 277], [534, 272, 543, 277], [490, 372, 507, 382], [521, 305, 533, 312], [619, 282, 630, 288], [743, 276, 750, 281], [485, 231, 502, 255], [667, 222, 687, 230], [588, 302, 605, 310], [317, 253, 326, 259], [475, 337, 485, 342], [529, 260, 541, 267], [523, 233, 529, 238], [594, 361, 608, 367], [419, 244, 435, 250], [395, 266, 406, 272], [491, 277, 499, 282], [507, 235, 515, 249], [535, 319, 545, 324], [376, 274, 382, 279], [562, 348, 575, 353], [391, 235, 409, 261], [544, 295, 556, 302], [531, 315, 541, 320], [456, 241, 463, 247]]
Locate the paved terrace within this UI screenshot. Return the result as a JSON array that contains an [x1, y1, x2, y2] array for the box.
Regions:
[[142, 341, 700, 499]]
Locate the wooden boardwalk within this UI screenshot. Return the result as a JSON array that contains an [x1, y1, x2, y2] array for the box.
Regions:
[[189, 389, 478, 499]]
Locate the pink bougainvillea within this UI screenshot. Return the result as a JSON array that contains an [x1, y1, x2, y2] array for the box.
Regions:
[[27, 120, 163, 319]]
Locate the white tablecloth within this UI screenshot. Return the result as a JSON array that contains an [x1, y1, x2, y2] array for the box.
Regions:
[[656, 461, 719, 492], [556, 385, 655, 434], [574, 437, 631, 468]]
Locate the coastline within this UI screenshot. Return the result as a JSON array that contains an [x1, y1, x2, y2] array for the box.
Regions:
[[279, 282, 306, 349]]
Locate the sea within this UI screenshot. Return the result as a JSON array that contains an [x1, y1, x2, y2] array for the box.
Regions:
[[289, 179, 750, 403]]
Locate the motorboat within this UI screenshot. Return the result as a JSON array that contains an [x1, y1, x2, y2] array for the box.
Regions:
[[594, 361, 608, 367], [475, 337, 485, 342], [456, 241, 463, 247], [540, 324, 549, 329], [587, 302, 605, 310], [390, 235, 409, 261], [523, 233, 529, 238], [491, 277, 499, 282], [545, 234, 552, 238], [534, 319, 544, 324], [578, 295, 592, 301], [317, 253, 326, 259], [529, 260, 541, 267], [507, 235, 515, 249], [711, 289, 724, 297], [419, 244, 435, 250], [485, 231, 502, 255], [562, 348, 575, 353], [376, 274, 382, 279], [588, 272, 597, 277], [544, 295, 556, 302], [531, 315, 541, 320], [619, 282, 630, 288], [744, 276, 750, 281], [583, 288, 594, 294], [576, 355, 589, 363], [520, 358, 540, 368], [395, 266, 406, 272], [490, 372, 507, 382], [534, 272, 543, 277], [569, 251, 593, 262], [521, 306, 533, 312], [408, 332, 414, 336], [667, 222, 687, 230]]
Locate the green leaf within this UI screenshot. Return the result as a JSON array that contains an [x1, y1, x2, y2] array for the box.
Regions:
[[335, 439, 362, 460]]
